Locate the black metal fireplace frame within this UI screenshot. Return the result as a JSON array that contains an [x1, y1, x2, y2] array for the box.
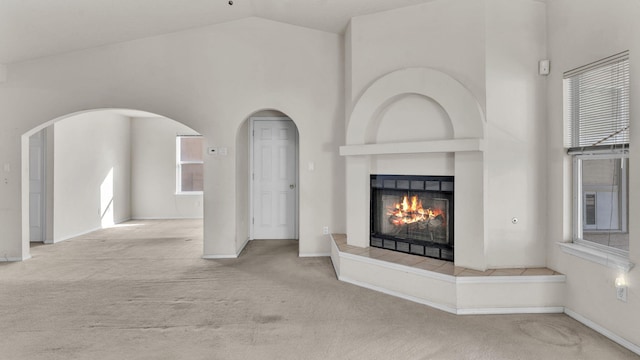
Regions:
[[370, 174, 454, 261]]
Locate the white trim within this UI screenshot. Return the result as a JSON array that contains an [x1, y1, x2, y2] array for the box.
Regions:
[[339, 138, 484, 157], [574, 238, 629, 258], [175, 191, 203, 196], [339, 251, 457, 283], [346, 67, 485, 144], [558, 242, 634, 272], [572, 154, 629, 242], [203, 237, 250, 260], [249, 117, 299, 240], [51, 218, 136, 243], [339, 275, 459, 315], [299, 252, 330, 257], [565, 308, 640, 356], [457, 307, 565, 315], [456, 275, 566, 284], [202, 254, 238, 259], [132, 217, 203, 220], [52, 226, 102, 243], [0, 254, 32, 262], [236, 237, 250, 256]]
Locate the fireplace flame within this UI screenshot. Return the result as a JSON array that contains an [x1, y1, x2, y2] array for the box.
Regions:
[[387, 195, 444, 226]]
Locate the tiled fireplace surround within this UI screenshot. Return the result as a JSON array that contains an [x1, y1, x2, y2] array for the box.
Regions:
[[331, 68, 565, 314]]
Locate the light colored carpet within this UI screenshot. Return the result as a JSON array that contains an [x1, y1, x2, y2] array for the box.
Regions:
[[0, 219, 637, 360]]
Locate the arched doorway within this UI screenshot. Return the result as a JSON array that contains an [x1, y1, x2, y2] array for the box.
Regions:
[[235, 109, 300, 252], [21, 108, 205, 257]]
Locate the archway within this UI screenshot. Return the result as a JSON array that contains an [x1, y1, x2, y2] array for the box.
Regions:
[[235, 109, 300, 255], [21, 108, 204, 258]]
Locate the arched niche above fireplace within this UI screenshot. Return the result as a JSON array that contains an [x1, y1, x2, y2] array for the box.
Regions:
[[346, 67, 485, 146], [342, 67, 488, 271]]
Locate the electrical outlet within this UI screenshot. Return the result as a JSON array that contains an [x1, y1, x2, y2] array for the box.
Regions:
[[617, 285, 628, 302], [322, 226, 329, 235]]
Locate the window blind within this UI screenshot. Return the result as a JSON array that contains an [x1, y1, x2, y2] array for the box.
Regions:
[[564, 51, 630, 149]]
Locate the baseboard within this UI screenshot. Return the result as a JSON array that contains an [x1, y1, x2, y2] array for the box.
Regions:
[[202, 254, 238, 259], [202, 238, 251, 260], [0, 254, 32, 262], [456, 275, 566, 284], [457, 307, 565, 315], [53, 226, 102, 243], [131, 217, 204, 220], [565, 308, 640, 356], [236, 238, 250, 257], [299, 252, 330, 257]]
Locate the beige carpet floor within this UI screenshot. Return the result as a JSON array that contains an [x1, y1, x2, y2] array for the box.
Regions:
[[0, 219, 637, 360]]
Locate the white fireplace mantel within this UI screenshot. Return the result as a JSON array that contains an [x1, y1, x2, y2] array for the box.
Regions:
[[339, 138, 484, 157], [344, 67, 487, 270]]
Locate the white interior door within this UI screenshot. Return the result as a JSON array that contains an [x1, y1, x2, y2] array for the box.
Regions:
[[251, 119, 297, 239], [29, 129, 46, 242]]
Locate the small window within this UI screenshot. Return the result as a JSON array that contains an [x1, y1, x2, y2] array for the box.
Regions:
[[177, 136, 203, 193], [564, 51, 630, 254]]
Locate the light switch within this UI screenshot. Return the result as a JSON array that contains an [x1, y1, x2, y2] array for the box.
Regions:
[[3, 163, 10, 172], [308, 162, 315, 171]]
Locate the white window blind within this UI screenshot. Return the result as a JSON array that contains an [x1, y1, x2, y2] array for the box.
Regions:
[[564, 51, 630, 149]]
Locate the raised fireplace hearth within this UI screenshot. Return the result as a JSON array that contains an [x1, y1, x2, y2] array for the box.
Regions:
[[370, 175, 454, 261]]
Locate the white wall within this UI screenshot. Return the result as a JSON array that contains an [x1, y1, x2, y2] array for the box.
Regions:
[[345, 0, 487, 264], [546, 0, 640, 349], [0, 17, 344, 259], [347, 0, 547, 268], [53, 112, 131, 241], [371, 95, 455, 176], [484, 0, 547, 268], [131, 117, 203, 219], [348, 0, 487, 117]]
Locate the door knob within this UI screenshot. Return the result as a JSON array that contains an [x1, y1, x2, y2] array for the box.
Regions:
[[290, 184, 296, 189]]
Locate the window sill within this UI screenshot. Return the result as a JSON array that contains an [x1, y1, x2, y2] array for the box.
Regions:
[[558, 242, 634, 272], [175, 192, 203, 196]]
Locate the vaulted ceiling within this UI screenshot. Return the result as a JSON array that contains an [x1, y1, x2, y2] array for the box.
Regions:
[[0, 0, 433, 64]]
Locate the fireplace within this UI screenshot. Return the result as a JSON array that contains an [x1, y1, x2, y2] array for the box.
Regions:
[[370, 175, 454, 261]]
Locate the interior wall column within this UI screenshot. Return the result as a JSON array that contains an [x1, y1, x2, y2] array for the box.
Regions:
[[346, 155, 371, 247], [454, 151, 487, 270]]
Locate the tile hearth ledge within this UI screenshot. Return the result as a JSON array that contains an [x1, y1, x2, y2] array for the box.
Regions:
[[332, 234, 561, 278], [329, 234, 566, 315]]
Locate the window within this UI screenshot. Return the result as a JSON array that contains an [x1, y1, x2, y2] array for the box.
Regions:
[[564, 51, 629, 254], [177, 136, 204, 193]]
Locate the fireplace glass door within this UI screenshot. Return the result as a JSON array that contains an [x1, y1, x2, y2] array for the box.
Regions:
[[370, 175, 454, 261]]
